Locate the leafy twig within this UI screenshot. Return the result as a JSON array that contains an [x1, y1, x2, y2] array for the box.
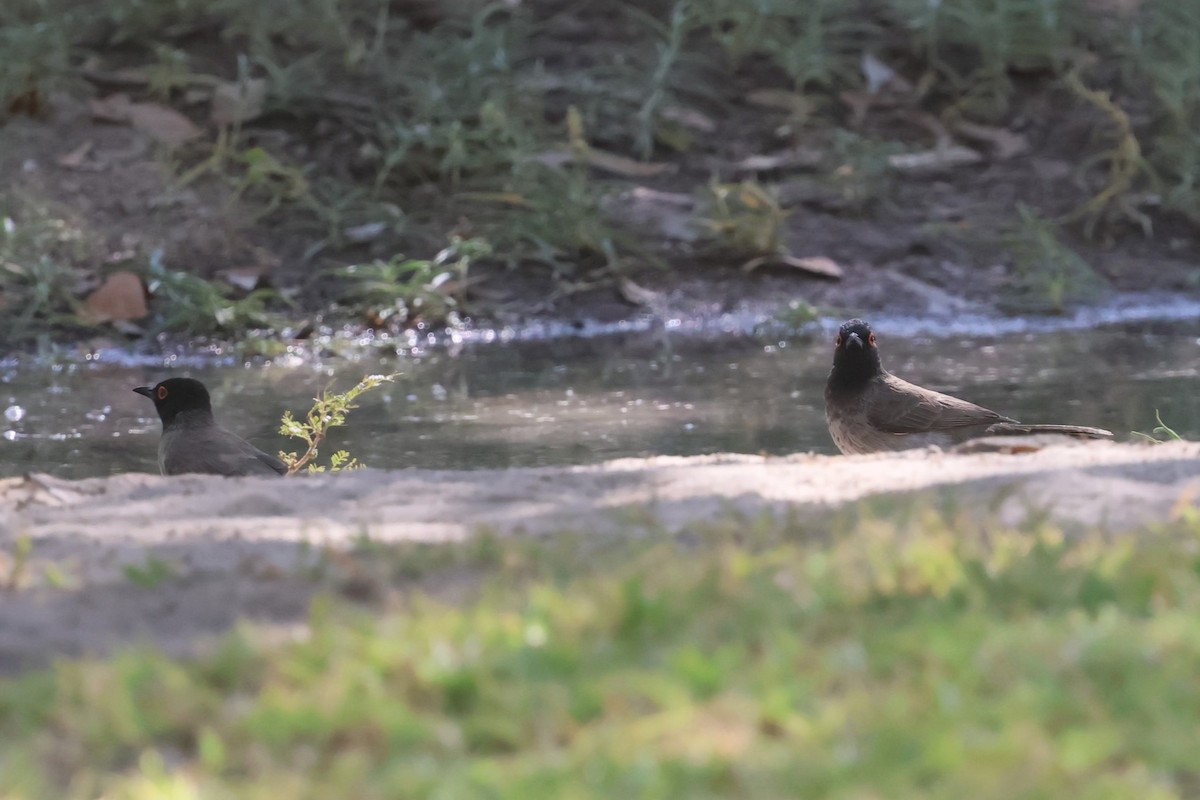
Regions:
[[279, 373, 397, 475]]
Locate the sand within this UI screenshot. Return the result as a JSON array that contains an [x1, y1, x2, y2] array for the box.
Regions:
[[1, 440, 1198, 671]]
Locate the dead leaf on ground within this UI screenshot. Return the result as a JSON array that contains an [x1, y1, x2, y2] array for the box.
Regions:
[[127, 102, 202, 147], [616, 276, 661, 307], [583, 147, 673, 177], [529, 147, 673, 177], [57, 140, 94, 169], [741, 254, 843, 280], [80, 61, 151, 88], [861, 53, 914, 95], [888, 145, 982, 172], [660, 105, 716, 132], [735, 147, 823, 173], [953, 120, 1030, 160], [211, 78, 268, 126], [747, 89, 811, 116], [81, 271, 148, 324], [89, 93, 133, 123], [216, 248, 280, 292]]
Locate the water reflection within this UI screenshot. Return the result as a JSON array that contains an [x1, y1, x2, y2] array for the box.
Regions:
[[2, 321, 1199, 480]]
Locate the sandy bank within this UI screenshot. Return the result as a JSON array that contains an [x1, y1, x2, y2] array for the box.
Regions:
[[1, 441, 1197, 670]]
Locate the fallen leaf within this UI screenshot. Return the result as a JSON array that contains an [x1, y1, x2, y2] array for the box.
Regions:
[[616, 276, 661, 307], [862, 53, 896, 94], [343, 221, 388, 243], [57, 140, 94, 169], [888, 145, 982, 172], [127, 102, 202, 147], [741, 254, 843, 279], [217, 268, 265, 292], [583, 147, 673, 177], [953, 120, 1029, 160], [861, 53, 913, 94], [89, 93, 133, 123], [735, 147, 823, 173], [660, 105, 716, 132], [747, 89, 811, 116], [211, 78, 268, 126], [528, 147, 673, 177], [81, 271, 148, 323], [216, 247, 279, 291]]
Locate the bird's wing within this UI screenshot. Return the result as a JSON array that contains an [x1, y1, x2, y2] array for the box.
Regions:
[[867, 373, 1013, 434], [163, 427, 288, 477]]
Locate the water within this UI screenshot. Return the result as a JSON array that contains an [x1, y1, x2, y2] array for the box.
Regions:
[[2, 321, 1199, 480]]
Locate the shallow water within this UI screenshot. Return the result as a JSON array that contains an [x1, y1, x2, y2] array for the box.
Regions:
[[2, 320, 1199, 480]]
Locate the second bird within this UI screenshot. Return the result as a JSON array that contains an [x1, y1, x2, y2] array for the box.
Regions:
[[824, 319, 1112, 455], [134, 377, 288, 477]]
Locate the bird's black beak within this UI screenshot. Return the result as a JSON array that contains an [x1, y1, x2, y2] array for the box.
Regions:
[[846, 332, 863, 349], [133, 386, 155, 399]]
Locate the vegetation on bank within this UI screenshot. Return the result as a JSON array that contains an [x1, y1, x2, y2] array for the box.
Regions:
[[3, 500, 1200, 796], [1, 0, 1199, 344]]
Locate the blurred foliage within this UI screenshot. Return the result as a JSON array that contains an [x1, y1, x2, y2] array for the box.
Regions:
[[4, 501, 1200, 795]]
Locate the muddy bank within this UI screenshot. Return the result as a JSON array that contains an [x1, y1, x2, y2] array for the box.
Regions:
[[1, 440, 1197, 671]]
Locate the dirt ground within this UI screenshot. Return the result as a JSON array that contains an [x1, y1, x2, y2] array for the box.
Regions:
[[4, 33, 1198, 341], [1, 440, 1197, 672]]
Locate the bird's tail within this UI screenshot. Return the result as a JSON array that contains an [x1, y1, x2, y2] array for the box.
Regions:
[[985, 422, 1112, 439]]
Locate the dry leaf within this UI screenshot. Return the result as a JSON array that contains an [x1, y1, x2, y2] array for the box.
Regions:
[[888, 145, 982, 172], [127, 102, 202, 147], [747, 89, 811, 115], [616, 276, 660, 307], [217, 268, 265, 293], [660, 105, 716, 132], [89, 93, 133, 123], [952, 120, 1029, 160], [211, 78, 267, 126], [861, 53, 913, 94], [583, 147, 672, 177], [344, 221, 388, 243], [741, 254, 843, 279], [57, 140, 94, 169], [529, 147, 672, 177], [735, 147, 823, 173], [81, 271, 148, 323]]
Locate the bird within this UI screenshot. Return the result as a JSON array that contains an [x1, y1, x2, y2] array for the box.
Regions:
[[824, 318, 1112, 455], [133, 377, 289, 477]]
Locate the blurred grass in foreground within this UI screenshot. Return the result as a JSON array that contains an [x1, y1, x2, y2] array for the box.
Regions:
[[3, 498, 1200, 798]]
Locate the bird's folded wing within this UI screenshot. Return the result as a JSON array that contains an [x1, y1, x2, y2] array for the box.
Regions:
[[868, 374, 1013, 434], [165, 428, 288, 476]]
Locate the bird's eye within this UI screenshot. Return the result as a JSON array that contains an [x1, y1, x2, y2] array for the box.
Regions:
[[868, 333, 876, 346], [835, 334, 843, 347], [157, 386, 168, 400]]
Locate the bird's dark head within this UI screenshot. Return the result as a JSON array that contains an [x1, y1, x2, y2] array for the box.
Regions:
[[829, 318, 883, 388], [134, 377, 213, 427]]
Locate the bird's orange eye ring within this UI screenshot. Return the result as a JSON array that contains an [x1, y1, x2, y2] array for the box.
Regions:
[[868, 333, 876, 346], [835, 333, 843, 347], [156, 386, 168, 400]]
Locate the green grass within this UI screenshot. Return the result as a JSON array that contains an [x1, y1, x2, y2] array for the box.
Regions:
[[4, 500, 1200, 797]]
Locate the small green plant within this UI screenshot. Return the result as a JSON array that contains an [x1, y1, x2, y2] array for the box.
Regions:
[[1061, 71, 1154, 239], [143, 251, 282, 336], [279, 373, 397, 475], [336, 236, 490, 327], [1132, 410, 1184, 444], [999, 204, 1103, 312], [3, 535, 32, 591], [700, 179, 792, 259], [123, 556, 176, 588], [0, 199, 93, 341]]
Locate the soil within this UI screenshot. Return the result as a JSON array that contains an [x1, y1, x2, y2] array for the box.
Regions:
[[1, 441, 1198, 672]]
